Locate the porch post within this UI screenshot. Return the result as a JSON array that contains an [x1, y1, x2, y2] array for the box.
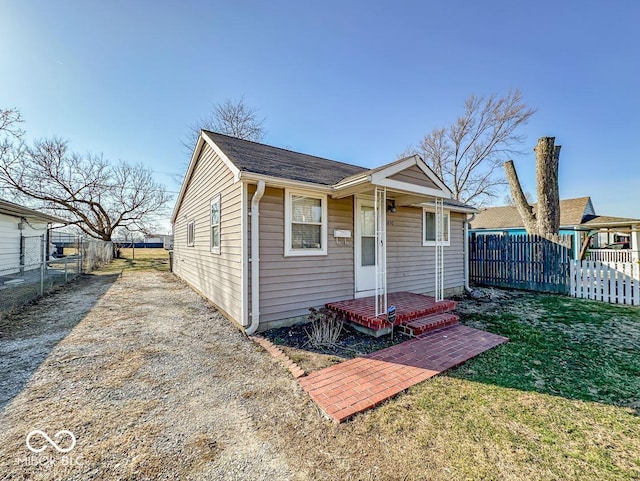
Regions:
[[434, 198, 444, 301], [374, 187, 387, 317], [631, 224, 640, 279]]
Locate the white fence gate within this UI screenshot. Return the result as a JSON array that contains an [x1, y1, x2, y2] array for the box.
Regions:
[[570, 260, 640, 306]]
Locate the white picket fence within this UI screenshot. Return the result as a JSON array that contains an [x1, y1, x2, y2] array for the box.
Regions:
[[570, 260, 640, 306]]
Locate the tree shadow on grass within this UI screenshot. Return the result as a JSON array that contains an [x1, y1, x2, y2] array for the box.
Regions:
[[0, 272, 120, 412]]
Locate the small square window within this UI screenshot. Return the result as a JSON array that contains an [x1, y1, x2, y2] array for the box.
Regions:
[[423, 208, 450, 246]]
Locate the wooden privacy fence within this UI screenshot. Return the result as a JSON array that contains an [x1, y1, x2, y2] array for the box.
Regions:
[[570, 260, 640, 306], [469, 234, 573, 294]]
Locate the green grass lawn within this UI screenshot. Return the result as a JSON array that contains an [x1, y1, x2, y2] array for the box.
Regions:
[[454, 293, 639, 409], [100, 247, 170, 273], [351, 292, 640, 480]]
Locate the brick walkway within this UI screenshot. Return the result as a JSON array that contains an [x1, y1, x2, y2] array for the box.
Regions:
[[298, 324, 508, 422]]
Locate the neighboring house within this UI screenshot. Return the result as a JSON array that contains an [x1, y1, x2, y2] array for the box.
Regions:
[[171, 131, 476, 333], [0, 199, 67, 274], [143, 234, 173, 248], [112, 234, 173, 249], [470, 196, 640, 257]]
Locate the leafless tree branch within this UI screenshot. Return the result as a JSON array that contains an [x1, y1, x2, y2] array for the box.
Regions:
[[403, 89, 535, 206], [182, 96, 266, 154], [0, 135, 170, 241]]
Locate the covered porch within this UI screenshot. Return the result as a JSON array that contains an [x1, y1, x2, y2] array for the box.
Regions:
[[332, 155, 460, 322]]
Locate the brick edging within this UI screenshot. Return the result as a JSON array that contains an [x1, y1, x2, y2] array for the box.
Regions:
[[251, 335, 306, 379]]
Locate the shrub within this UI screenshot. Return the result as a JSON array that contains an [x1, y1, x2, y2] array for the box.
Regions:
[[305, 307, 343, 348]]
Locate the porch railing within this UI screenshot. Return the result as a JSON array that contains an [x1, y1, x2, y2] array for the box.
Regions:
[[586, 249, 633, 263]]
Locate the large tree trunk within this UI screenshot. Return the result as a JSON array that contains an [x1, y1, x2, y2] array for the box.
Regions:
[[504, 160, 537, 234], [535, 137, 561, 236], [503, 137, 562, 238]]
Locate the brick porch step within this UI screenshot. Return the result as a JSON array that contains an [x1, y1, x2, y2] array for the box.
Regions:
[[396, 312, 459, 337], [326, 292, 457, 333]]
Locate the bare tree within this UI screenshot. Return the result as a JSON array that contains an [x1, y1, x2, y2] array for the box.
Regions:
[[0, 137, 170, 241], [0, 107, 24, 161], [406, 90, 535, 206], [504, 137, 561, 237], [183, 96, 265, 152]]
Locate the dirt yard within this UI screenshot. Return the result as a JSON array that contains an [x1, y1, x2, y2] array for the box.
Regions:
[[0, 269, 303, 480]]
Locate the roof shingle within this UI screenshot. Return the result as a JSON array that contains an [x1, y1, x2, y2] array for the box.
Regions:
[[472, 197, 596, 229], [204, 131, 367, 186]]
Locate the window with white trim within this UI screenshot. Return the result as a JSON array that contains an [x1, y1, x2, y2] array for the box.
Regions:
[[284, 189, 328, 256], [210, 194, 221, 254], [187, 220, 195, 247], [423, 208, 450, 246]]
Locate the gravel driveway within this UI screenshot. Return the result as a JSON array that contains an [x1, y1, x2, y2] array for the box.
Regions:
[[0, 270, 305, 480]]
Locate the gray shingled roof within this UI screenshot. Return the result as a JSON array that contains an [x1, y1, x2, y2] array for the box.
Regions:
[[202, 131, 476, 212], [471, 197, 640, 229], [472, 197, 592, 229], [204, 131, 367, 185]]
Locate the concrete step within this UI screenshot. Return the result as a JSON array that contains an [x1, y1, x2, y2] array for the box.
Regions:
[[396, 312, 459, 337]]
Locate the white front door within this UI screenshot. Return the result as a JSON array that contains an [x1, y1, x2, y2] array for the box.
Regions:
[[355, 198, 376, 296]]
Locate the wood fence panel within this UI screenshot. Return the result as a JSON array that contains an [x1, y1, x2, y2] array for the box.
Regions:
[[469, 234, 573, 294]]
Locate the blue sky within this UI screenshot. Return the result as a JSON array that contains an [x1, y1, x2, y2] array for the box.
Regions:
[[1, 0, 639, 228]]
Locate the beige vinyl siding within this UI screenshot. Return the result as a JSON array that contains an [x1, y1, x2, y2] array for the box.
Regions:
[[388, 165, 439, 189], [247, 185, 354, 324], [172, 143, 243, 324], [387, 206, 465, 294]]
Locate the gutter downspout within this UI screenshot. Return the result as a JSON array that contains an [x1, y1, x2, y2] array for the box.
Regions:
[[464, 212, 476, 293], [245, 180, 265, 335]]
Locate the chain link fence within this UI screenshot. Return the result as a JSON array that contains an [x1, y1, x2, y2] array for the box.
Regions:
[[0, 234, 113, 316]]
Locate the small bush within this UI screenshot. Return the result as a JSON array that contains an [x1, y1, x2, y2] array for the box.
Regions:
[[305, 307, 343, 348]]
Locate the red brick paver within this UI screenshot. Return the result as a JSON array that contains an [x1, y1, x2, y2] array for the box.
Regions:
[[252, 335, 306, 379], [299, 324, 508, 422]]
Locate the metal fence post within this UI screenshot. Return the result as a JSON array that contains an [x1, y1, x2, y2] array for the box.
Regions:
[[79, 237, 83, 274], [40, 235, 45, 296]]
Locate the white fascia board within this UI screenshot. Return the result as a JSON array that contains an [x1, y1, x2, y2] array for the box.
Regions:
[[373, 178, 452, 199], [583, 221, 640, 228], [331, 182, 373, 199], [368, 155, 453, 196], [201, 131, 241, 182], [369, 156, 416, 179], [332, 174, 370, 191], [171, 135, 205, 223], [171, 132, 245, 224], [238, 172, 333, 193], [412, 156, 453, 195], [419, 200, 478, 214]]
